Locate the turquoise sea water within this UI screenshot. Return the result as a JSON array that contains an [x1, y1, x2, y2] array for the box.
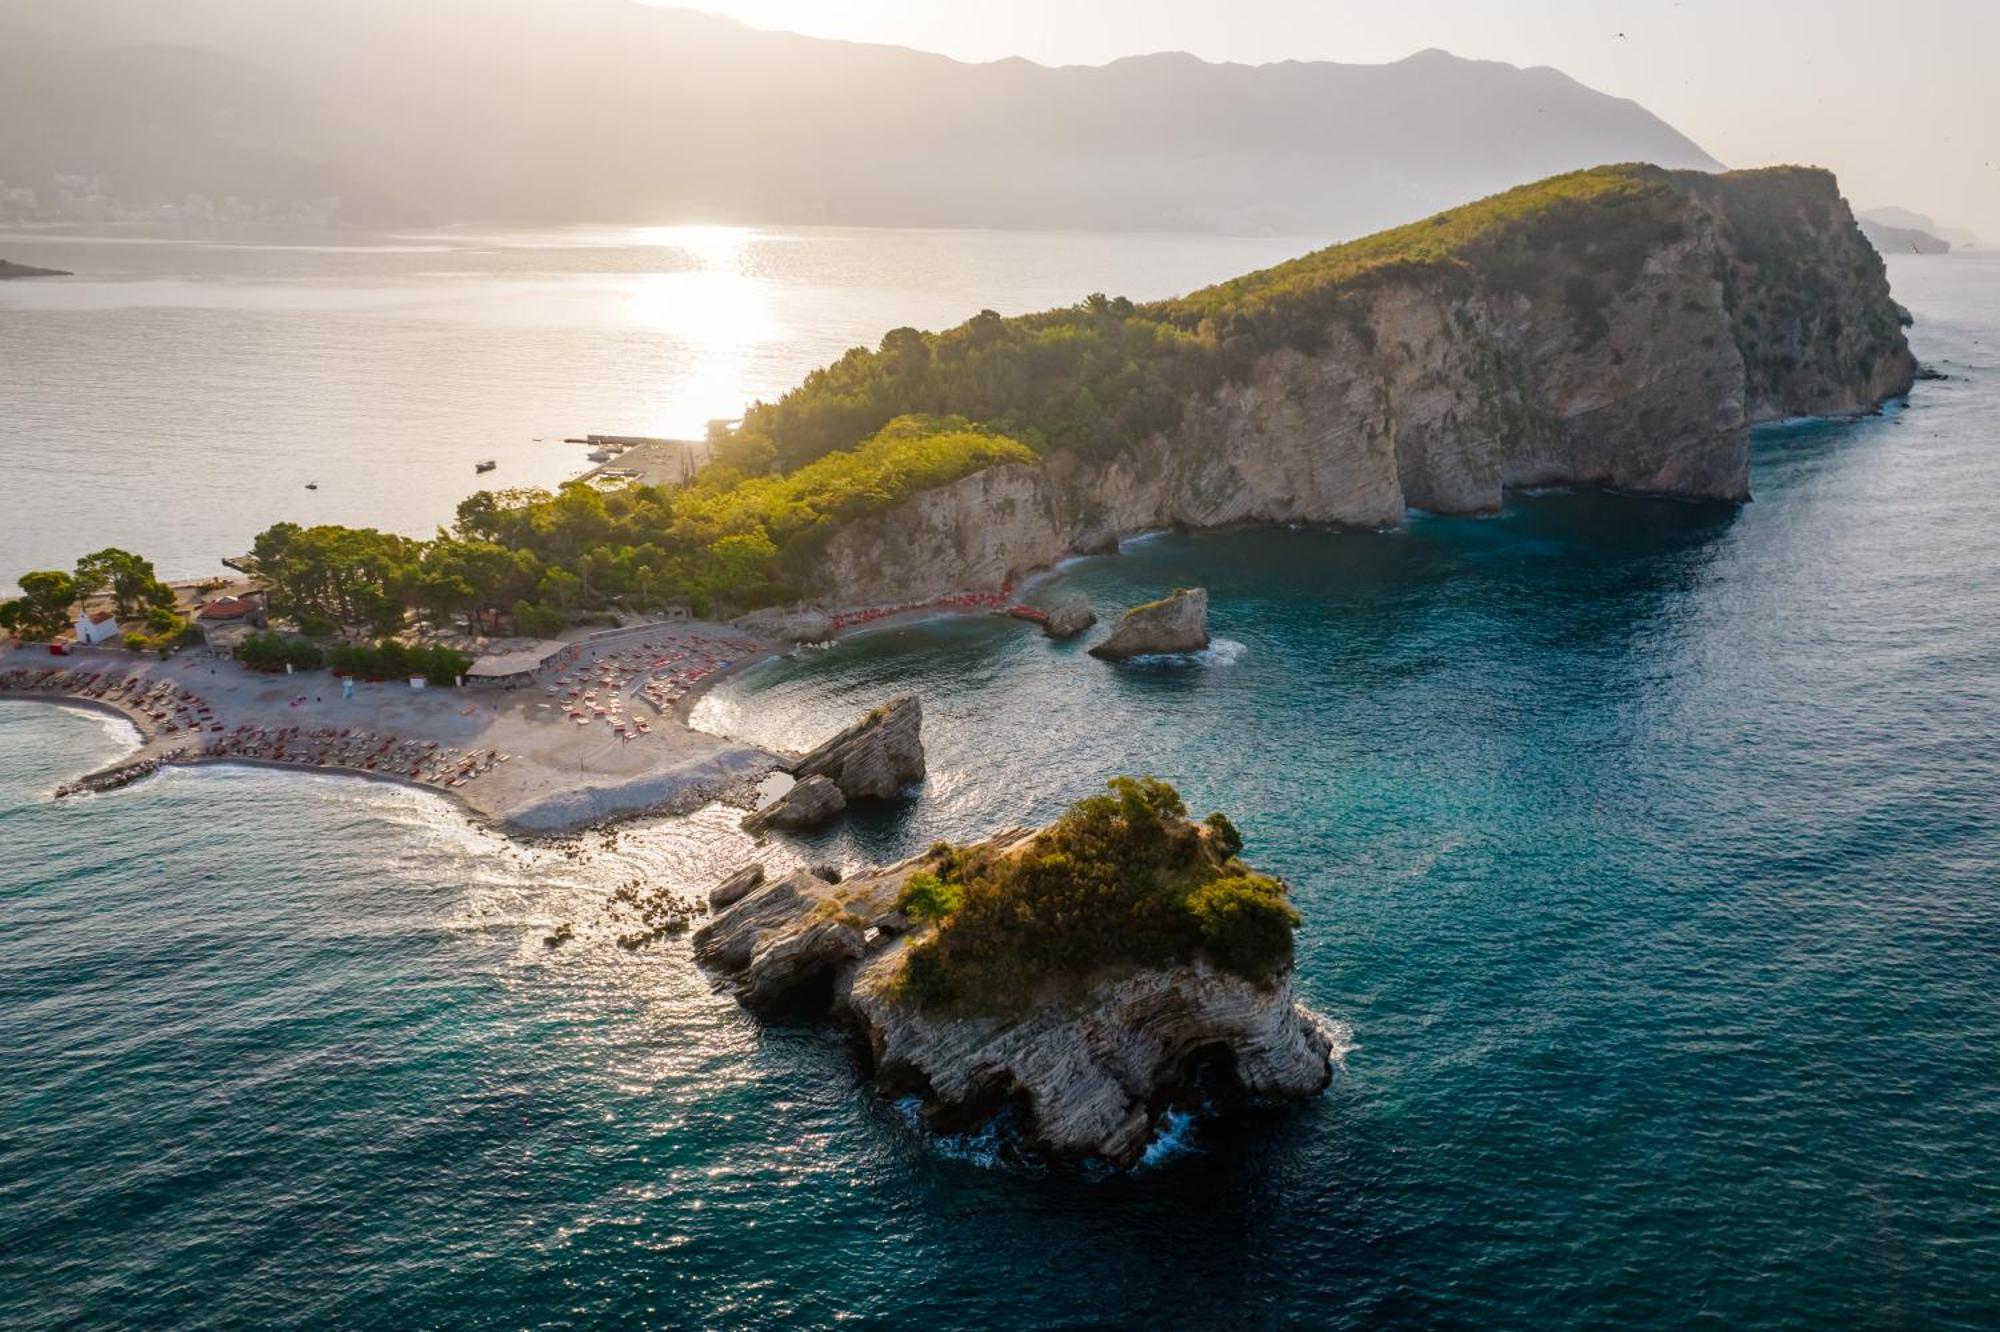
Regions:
[[4, 253, 1999, 1328]]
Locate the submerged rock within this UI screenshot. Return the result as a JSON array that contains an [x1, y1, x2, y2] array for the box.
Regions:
[[787, 696, 925, 801], [742, 774, 845, 833], [1042, 595, 1098, 640], [608, 876, 703, 947], [1089, 587, 1209, 659]]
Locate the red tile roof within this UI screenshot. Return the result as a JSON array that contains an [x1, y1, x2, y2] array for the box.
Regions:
[[198, 596, 257, 621], [88, 611, 117, 625]]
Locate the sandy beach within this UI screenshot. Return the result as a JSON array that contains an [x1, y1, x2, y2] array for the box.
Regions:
[[0, 585, 1060, 833], [0, 623, 783, 832]]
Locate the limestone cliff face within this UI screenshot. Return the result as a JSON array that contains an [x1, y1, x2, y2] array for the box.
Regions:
[[1692, 170, 1919, 422], [804, 168, 1914, 607], [691, 834, 1334, 1165], [785, 695, 925, 800], [843, 951, 1332, 1164], [817, 463, 1069, 605]]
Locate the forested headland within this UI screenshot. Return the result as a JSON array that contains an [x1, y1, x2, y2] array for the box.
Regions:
[[7, 164, 1900, 649]]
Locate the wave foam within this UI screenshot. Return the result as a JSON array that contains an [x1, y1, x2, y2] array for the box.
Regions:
[[892, 1095, 1016, 1169], [1125, 637, 1248, 668], [1136, 1107, 1207, 1170], [1302, 1007, 1356, 1065]]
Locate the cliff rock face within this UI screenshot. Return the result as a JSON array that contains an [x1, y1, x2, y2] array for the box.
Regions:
[[818, 464, 1069, 606], [786, 696, 925, 801], [691, 836, 1333, 1165], [692, 866, 878, 1011], [803, 168, 1916, 608], [709, 863, 766, 908], [1090, 588, 1210, 659], [845, 952, 1331, 1164], [734, 607, 835, 644], [742, 774, 845, 833]]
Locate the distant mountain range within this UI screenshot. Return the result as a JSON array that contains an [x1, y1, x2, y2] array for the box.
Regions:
[[1858, 207, 1976, 253], [1857, 218, 1951, 256], [0, 0, 1721, 234]]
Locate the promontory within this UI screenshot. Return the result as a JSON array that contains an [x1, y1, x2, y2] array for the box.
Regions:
[[714, 164, 1916, 609]]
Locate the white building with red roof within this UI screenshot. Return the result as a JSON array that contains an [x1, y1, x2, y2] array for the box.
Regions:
[[73, 609, 122, 646]]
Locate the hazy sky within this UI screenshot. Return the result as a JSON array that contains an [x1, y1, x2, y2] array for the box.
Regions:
[[670, 0, 2000, 240]]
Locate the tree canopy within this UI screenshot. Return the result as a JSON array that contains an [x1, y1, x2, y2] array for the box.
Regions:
[[2, 548, 178, 641], [0, 570, 80, 641], [897, 777, 1300, 1013]]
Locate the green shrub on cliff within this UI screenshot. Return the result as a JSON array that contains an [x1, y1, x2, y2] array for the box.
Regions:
[[895, 777, 1299, 1012], [1203, 811, 1244, 860], [1187, 875, 1300, 979], [676, 415, 1033, 548], [896, 870, 963, 923]]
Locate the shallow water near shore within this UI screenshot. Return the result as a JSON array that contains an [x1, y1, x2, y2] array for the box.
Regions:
[[3, 253, 1999, 1327]]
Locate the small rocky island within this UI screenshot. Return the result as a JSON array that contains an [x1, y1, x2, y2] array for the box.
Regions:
[[0, 259, 71, 279], [697, 776, 1334, 1164], [1090, 587, 1210, 659]]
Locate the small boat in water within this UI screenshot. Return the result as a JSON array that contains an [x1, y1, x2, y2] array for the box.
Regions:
[[475, 459, 497, 473], [305, 481, 319, 490]]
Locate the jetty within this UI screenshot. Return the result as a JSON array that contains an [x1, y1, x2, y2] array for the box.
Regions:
[[577, 436, 709, 487]]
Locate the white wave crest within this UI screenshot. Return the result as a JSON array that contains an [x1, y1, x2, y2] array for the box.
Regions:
[[1125, 637, 1248, 667], [1136, 1106, 1207, 1170], [1301, 1006, 1356, 1065], [892, 1095, 1013, 1169]]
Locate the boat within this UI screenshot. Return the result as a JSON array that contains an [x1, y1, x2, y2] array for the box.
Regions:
[[305, 482, 319, 490], [475, 459, 497, 473]]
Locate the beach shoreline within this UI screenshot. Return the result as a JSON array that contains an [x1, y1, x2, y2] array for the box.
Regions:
[[0, 628, 781, 835], [0, 592, 1045, 836]]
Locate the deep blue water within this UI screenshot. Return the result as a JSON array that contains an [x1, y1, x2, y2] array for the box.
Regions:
[[4, 253, 1999, 1329]]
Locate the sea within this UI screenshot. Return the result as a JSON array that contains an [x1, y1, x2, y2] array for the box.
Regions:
[[2, 234, 1996, 1329]]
